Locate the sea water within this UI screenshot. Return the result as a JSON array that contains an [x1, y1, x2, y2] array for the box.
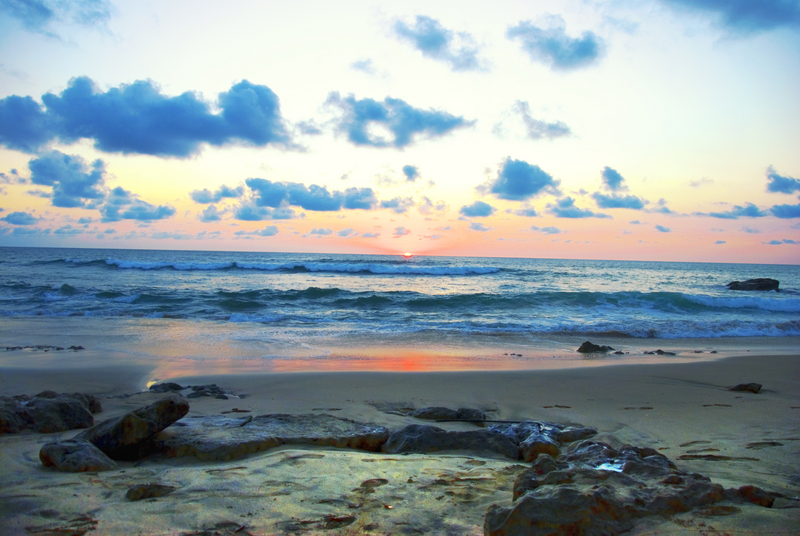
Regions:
[[1, 247, 798, 341]]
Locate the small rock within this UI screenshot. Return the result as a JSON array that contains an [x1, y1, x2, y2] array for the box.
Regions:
[[149, 382, 183, 393], [734, 485, 775, 507], [125, 483, 176, 501], [730, 383, 762, 393], [726, 278, 779, 291], [519, 432, 560, 461], [577, 341, 614, 353], [40, 439, 118, 472]]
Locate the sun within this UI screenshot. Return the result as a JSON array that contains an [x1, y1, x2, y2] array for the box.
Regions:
[[403, 252, 413, 258]]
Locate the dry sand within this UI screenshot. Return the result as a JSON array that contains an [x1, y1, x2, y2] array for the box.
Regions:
[[1, 352, 799, 535]]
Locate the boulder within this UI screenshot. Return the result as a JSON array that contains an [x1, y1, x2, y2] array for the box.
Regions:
[[577, 341, 614, 353], [726, 278, 779, 291], [0, 399, 27, 433], [76, 395, 189, 459], [155, 413, 389, 462], [382, 424, 519, 460], [39, 439, 118, 472], [0, 392, 100, 435], [730, 383, 762, 393], [457, 407, 487, 422], [520, 432, 560, 461], [148, 382, 183, 393]]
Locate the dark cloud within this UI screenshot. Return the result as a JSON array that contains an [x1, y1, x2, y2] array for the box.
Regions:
[[245, 178, 376, 212], [660, 0, 800, 34], [655, 224, 671, 232], [547, 197, 611, 219], [512, 101, 571, 140], [27, 151, 106, 208], [402, 165, 420, 182], [601, 166, 627, 191], [506, 16, 604, 70], [343, 187, 377, 210], [394, 15, 486, 71], [233, 204, 297, 222], [190, 184, 244, 204], [485, 158, 560, 201], [0, 77, 292, 157], [1, 0, 111, 35], [766, 167, 800, 194], [592, 192, 646, 210], [770, 203, 800, 218], [381, 196, 415, 214], [705, 203, 766, 219], [1, 210, 38, 225], [459, 200, 496, 218], [325, 92, 472, 148], [99, 186, 176, 222]]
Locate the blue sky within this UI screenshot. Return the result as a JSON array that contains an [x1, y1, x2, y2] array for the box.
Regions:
[[1, 0, 799, 262]]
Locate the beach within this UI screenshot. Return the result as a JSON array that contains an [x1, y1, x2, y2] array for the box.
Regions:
[[1, 326, 799, 535]]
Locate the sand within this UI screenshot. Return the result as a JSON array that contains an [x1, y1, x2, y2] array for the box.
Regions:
[[1, 349, 799, 535]]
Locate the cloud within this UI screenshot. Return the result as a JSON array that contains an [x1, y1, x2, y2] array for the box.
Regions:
[[54, 224, 83, 235], [309, 228, 332, 236], [1, 210, 38, 225], [0, 77, 293, 157], [295, 120, 323, 136], [0, 0, 111, 36], [337, 228, 356, 237], [765, 238, 799, 245], [394, 15, 486, 71], [484, 157, 560, 201], [660, 0, 800, 34], [199, 205, 223, 222], [393, 226, 411, 237], [459, 200, 496, 217], [351, 59, 376, 74], [704, 203, 767, 219], [547, 197, 611, 219], [362, 232, 380, 238], [190, 184, 244, 204], [325, 92, 472, 148], [655, 224, 671, 232], [381, 196, 415, 214], [649, 198, 675, 214], [469, 222, 491, 232], [423, 234, 443, 240], [601, 166, 627, 191], [245, 178, 377, 212], [714, 240, 726, 244], [506, 15, 604, 70], [233, 204, 297, 222], [766, 167, 800, 194], [592, 192, 646, 210], [256, 225, 279, 237], [99, 186, 176, 222], [512, 207, 539, 217], [417, 196, 448, 215], [27, 151, 106, 208], [512, 101, 571, 140], [690, 177, 714, 187], [742, 227, 760, 233], [770, 203, 800, 218], [531, 225, 562, 234], [402, 165, 420, 182]]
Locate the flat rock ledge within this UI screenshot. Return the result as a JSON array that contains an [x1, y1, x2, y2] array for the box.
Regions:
[[153, 413, 390, 461], [0, 391, 101, 434], [484, 440, 783, 535]]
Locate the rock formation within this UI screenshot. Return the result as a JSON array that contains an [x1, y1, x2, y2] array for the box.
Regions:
[[0, 391, 101, 434], [726, 278, 779, 291]]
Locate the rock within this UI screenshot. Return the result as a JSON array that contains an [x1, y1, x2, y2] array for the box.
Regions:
[[39, 439, 118, 472], [410, 407, 458, 420], [382, 424, 519, 460], [148, 382, 183, 393], [577, 341, 614, 353], [727, 278, 779, 291], [125, 483, 176, 501], [457, 408, 487, 422], [730, 383, 762, 393], [520, 431, 560, 461], [732, 485, 775, 507], [76, 396, 189, 459], [0, 392, 100, 435], [644, 349, 676, 356], [155, 413, 389, 462], [553, 426, 598, 444]]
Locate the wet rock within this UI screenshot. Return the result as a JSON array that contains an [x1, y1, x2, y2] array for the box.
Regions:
[[76, 395, 189, 459], [727, 278, 779, 291], [0, 399, 27, 433], [410, 407, 458, 420], [155, 413, 389, 462], [644, 349, 676, 356], [0, 392, 101, 435], [185, 384, 229, 399], [552, 426, 598, 444], [148, 382, 183, 393], [520, 431, 560, 462], [730, 383, 762, 393], [39, 439, 118, 472], [731, 485, 775, 507], [457, 408, 487, 422], [577, 341, 614, 353], [382, 424, 519, 460], [125, 483, 176, 501]]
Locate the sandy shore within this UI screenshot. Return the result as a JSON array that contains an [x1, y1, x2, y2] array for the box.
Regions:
[[1, 351, 799, 535]]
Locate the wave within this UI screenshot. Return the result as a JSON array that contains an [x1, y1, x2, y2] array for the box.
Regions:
[[54, 258, 501, 276]]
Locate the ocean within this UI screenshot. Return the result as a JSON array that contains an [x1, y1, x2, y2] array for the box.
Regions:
[[1, 247, 798, 341]]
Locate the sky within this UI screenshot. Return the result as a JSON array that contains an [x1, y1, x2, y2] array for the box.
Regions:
[[0, 0, 799, 263]]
